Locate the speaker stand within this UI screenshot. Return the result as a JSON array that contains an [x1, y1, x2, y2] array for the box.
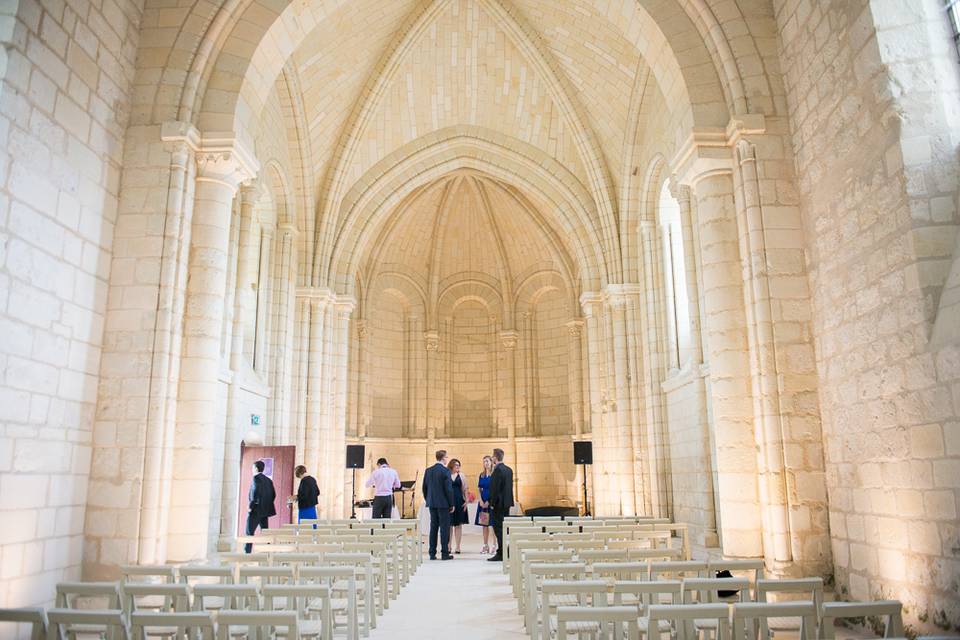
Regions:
[[350, 468, 357, 519], [581, 463, 591, 517]]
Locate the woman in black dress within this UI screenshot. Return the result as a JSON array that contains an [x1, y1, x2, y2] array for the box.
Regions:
[[447, 458, 469, 553]]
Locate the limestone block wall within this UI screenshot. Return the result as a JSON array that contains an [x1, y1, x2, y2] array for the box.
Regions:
[[0, 0, 142, 607], [776, 0, 960, 631]]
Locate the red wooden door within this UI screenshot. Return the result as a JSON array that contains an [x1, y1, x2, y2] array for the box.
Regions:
[[238, 444, 296, 535]]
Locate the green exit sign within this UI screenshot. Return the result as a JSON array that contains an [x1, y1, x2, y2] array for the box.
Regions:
[[250, 414, 261, 425]]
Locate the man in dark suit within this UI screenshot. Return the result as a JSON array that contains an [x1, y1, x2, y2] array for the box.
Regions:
[[487, 447, 514, 561], [245, 459, 277, 553], [422, 449, 455, 560]]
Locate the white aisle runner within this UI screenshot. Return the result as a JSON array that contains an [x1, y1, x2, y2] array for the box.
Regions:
[[367, 531, 526, 639]]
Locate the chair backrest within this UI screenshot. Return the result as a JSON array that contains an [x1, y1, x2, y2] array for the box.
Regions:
[[709, 559, 765, 583], [262, 584, 331, 618], [625, 547, 681, 561], [178, 565, 234, 586], [238, 565, 296, 585], [219, 552, 269, 565], [119, 565, 177, 584], [122, 584, 191, 615], [732, 601, 817, 640], [592, 562, 651, 582], [649, 560, 707, 580], [129, 612, 214, 640], [556, 605, 640, 640], [217, 610, 298, 640], [47, 609, 129, 640], [579, 549, 629, 565], [756, 578, 823, 607], [820, 601, 904, 639], [611, 580, 682, 607], [682, 577, 750, 603], [0, 607, 46, 640], [271, 552, 321, 567], [647, 603, 730, 640], [192, 584, 260, 611], [55, 581, 121, 609]]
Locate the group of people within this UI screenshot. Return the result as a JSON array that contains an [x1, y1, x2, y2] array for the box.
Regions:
[[244, 447, 516, 562], [422, 447, 514, 561]]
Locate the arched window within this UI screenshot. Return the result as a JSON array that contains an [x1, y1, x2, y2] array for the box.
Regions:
[[658, 181, 690, 370]]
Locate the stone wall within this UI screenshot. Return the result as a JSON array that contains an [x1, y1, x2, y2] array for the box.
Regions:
[[775, 0, 960, 632], [0, 0, 142, 607], [351, 436, 578, 511]]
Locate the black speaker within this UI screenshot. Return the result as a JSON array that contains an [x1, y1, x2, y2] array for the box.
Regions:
[[573, 441, 593, 465], [346, 445, 365, 469]]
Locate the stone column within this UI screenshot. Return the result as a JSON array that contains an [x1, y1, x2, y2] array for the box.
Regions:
[[304, 291, 331, 483], [499, 330, 520, 488], [734, 140, 793, 566], [137, 139, 196, 565], [686, 170, 762, 558], [581, 293, 618, 515], [168, 140, 257, 562], [603, 287, 639, 516], [219, 181, 260, 550], [292, 296, 310, 462], [424, 330, 441, 441], [327, 297, 354, 516], [564, 320, 585, 437], [355, 320, 370, 439]]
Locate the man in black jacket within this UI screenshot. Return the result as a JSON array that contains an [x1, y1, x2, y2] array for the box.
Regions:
[[245, 460, 277, 553], [487, 447, 514, 561], [422, 449, 455, 560]]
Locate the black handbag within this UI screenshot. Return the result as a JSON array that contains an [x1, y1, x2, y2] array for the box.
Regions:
[[715, 569, 740, 598]]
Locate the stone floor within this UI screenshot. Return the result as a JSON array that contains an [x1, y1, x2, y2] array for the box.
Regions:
[[370, 530, 526, 639]]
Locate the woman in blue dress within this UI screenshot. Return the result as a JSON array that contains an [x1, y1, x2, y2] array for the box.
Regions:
[[475, 455, 495, 554]]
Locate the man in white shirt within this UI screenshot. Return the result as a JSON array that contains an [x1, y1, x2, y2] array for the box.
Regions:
[[365, 457, 401, 518]]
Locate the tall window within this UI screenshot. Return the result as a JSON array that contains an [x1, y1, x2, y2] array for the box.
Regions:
[[948, 0, 960, 60], [658, 182, 690, 370]]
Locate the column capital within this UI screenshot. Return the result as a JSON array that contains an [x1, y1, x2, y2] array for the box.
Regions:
[[161, 121, 259, 192], [564, 319, 584, 337], [670, 114, 765, 187], [332, 295, 356, 317], [424, 331, 440, 352], [602, 283, 643, 307], [296, 286, 335, 306], [499, 330, 519, 349], [579, 291, 603, 317], [356, 320, 369, 340]]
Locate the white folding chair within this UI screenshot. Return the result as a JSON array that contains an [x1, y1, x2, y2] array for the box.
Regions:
[[732, 601, 817, 640], [299, 566, 359, 640], [47, 609, 129, 640], [263, 584, 332, 640], [122, 584, 191, 615], [647, 603, 731, 640], [682, 577, 749, 639], [538, 580, 607, 640], [216, 611, 297, 640], [556, 605, 640, 640], [756, 578, 824, 639], [54, 582, 122, 639], [820, 601, 904, 639], [525, 563, 587, 635], [0, 608, 47, 640], [612, 579, 683, 635], [129, 612, 214, 640]]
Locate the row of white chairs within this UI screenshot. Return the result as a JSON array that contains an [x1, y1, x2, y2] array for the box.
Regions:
[[0, 607, 316, 640], [551, 599, 907, 640]]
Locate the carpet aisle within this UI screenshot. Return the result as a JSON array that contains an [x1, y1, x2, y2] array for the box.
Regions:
[[367, 531, 526, 639]]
